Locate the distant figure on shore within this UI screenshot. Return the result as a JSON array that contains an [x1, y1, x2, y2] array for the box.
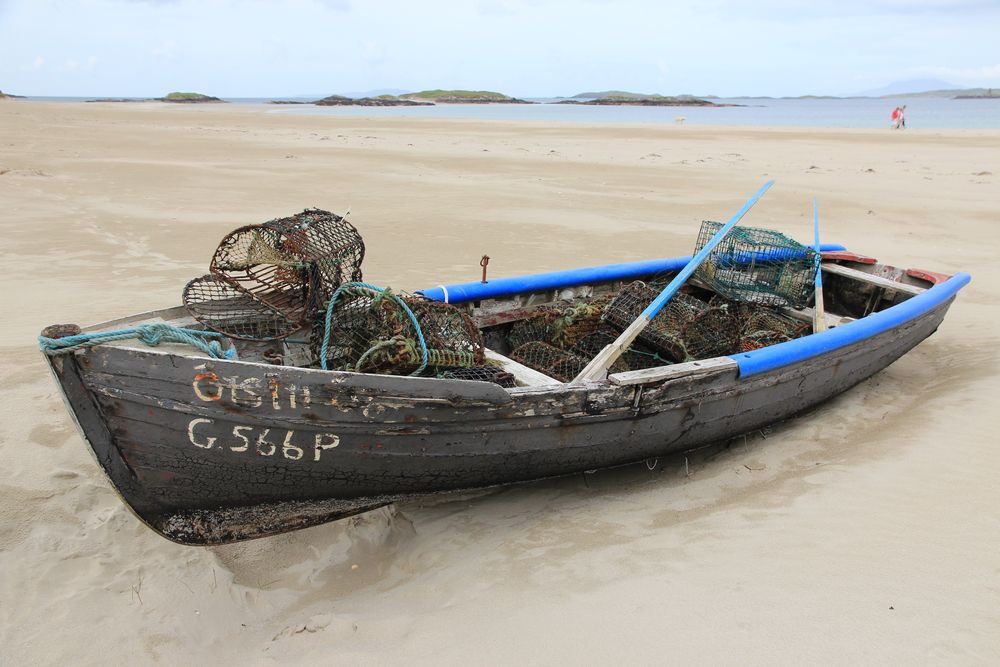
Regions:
[[891, 105, 907, 130]]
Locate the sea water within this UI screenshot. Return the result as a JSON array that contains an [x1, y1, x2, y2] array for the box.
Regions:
[[25, 95, 1000, 129], [264, 96, 999, 130]]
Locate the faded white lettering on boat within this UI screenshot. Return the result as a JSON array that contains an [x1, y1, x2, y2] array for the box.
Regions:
[[281, 430, 304, 460], [187, 418, 217, 448], [185, 417, 340, 461], [192, 373, 223, 402], [314, 433, 340, 461], [229, 377, 262, 408], [269, 377, 281, 410], [255, 428, 275, 456], [191, 373, 312, 410], [231, 425, 252, 452]]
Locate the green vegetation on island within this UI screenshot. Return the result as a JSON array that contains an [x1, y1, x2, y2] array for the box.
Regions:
[[571, 90, 655, 100], [309, 89, 531, 105], [158, 92, 224, 103], [311, 94, 432, 107], [400, 89, 531, 104], [561, 91, 722, 107], [0, 89, 25, 100]]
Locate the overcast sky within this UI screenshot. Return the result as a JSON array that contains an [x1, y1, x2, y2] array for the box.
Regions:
[[1, 0, 998, 97]]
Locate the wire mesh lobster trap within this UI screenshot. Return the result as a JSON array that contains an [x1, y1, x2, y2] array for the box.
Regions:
[[314, 284, 485, 376], [569, 326, 670, 373], [509, 341, 589, 383], [183, 274, 302, 340], [549, 295, 613, 349], [679, 306, 743, 359], [692, 221, 817, 308], [505, 296, 613, 352], [602, 281, 708, 362], [439, 366, 517, 388], [184, 209, 365, 340], [506, 308, 561, 351], [738, 306, 808, 351]]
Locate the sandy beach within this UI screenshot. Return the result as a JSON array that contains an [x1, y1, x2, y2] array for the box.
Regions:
[[2, 100, 999, 664]]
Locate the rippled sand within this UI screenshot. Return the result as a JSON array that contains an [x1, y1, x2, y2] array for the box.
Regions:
[[2, 101, 998, 664]]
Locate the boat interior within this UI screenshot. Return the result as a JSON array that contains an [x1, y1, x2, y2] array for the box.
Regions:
[[80, 251, 944, 389]]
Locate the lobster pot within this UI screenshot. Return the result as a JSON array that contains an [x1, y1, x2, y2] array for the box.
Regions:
[[737, 307, 807, 351], [439, 366, 517, 388], [506, 307, 561, 351], [680, 307, 743, 359], [185, 209, 365, 340], [509, 341, 588, 383], [314, 285, 484, 376], [569, 326, 668, 373], [602, 281, 708, 362], [183, 274, 300, 340], [548, 295, 613, 349], [504, 295, 613, 352], [693, 221, 816, 308]]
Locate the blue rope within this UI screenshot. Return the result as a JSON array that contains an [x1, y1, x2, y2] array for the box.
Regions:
[[38, 324, 236, 359], [320, 281, 429, 375]]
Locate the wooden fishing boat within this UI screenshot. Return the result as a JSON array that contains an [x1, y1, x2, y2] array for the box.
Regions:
[[41, 243, 970, 545]]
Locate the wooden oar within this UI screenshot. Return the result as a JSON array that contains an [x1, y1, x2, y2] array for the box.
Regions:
[[812, 198, 827, 333], [571, 179, 776, 384]]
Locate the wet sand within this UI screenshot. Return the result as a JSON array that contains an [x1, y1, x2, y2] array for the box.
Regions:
[[2, 101, 998, 664]]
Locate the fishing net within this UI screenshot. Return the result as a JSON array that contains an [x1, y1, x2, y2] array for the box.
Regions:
[[602, 281, 708, 362], [509, 341, 589, 383], [185, 209, 364, 340], [314, 284, 484, 375], [693, 221, 816, 308], [439, 366, 517, 388]]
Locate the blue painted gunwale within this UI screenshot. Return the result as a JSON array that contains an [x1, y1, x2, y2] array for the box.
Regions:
[[733, 271, 971, 377]]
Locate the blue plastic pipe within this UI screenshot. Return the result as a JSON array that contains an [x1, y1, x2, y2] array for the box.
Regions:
[[418, 244, 847, 304]]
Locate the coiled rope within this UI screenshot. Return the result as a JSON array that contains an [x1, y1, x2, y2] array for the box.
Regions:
[[38, 324, 236, 359], [320, 282, 429, 375]]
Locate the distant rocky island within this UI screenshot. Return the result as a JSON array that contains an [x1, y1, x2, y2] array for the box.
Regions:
[[312, 94, 431, 107], [157, 92, 224, 103], [560, 91, 727, 106], [308, 89, 531, 106], [954, 89, 998, 99], [400, 90, 531, 104], [86, 92, 225, 103]]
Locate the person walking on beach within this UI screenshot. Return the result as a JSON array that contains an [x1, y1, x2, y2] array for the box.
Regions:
[[891, 105, 907, 129]]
